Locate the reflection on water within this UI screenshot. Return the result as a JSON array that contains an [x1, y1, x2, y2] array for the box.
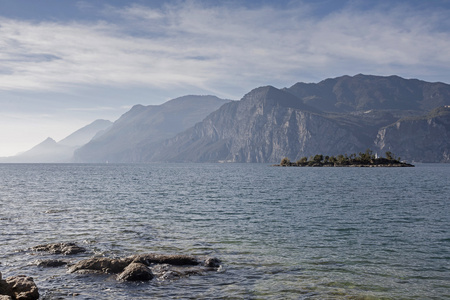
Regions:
[[0, 163, 449, 299]]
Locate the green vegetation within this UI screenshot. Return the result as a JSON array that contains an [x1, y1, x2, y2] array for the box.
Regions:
[[278, 149, 413, 167]]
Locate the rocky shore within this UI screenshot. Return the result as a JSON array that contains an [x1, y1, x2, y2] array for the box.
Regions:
[[1, 242, 222, 299]]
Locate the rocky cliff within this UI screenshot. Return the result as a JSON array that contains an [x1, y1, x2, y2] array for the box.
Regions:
[[150, 86, 367, 162], [375, 106, 450, 163]]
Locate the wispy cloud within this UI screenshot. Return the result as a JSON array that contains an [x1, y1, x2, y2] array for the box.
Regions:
[[0, 1, 449, 98], [66, 106, 129, 112]]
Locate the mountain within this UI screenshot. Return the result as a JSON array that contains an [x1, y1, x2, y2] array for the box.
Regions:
[[5, 74, 448, 164], [149, 86, 365, 162], [0, 119, 112, 163], [375, 106, 450, 163], [73, 95, 230, 163], [285, 74, 450, 113], [149, 75, 450, 163]]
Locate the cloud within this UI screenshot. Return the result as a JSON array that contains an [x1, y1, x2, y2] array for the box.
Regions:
[[0, 0, 449, 98]]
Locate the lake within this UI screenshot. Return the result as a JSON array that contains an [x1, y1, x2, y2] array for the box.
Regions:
[[0, 163, 449, 299]]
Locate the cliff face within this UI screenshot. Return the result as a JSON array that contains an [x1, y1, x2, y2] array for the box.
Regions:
[[375, 107, 450, 162], [150, 86, 365, 163]]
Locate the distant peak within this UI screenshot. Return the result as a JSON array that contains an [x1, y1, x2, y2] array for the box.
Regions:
[[43, 137, 57, 143]]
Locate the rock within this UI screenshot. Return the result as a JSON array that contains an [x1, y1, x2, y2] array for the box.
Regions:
[[117, 263, 154, 281], [31, 243, 86, 255], [68, 257, 133, 274], [0, 295, 12, 300], [204, 257, 221, 268], [131, 253, 200, 266], [0, 276, 39, 300], [35, 259, 68, 267], [0, 279, 13, 299]]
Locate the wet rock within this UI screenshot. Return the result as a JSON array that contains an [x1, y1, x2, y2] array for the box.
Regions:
[[117, 263, 154, 281], [204, 257, 221, 268], [0, 295, 12, 300], [35, 259, 68, 268], [0, 275, 39, 300], [131, 253, 200, 266], [68, 257, 133, 274], [31, 243, 86, 255]]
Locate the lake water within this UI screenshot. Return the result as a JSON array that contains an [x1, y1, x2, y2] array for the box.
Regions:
[[0, 163, 449, 299]]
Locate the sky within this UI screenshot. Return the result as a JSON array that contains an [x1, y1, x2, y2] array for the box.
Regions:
[[1, 0, 450, 156]]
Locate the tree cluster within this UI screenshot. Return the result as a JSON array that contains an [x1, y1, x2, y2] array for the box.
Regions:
[[279, 149, 411, 167]]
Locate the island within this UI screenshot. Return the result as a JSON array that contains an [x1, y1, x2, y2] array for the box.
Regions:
[[275, 150, 414, 167]]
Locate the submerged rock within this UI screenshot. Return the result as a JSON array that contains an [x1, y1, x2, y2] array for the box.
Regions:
[[0, 275, 39, 300], [204, 257, 221, 268], [31, 243, 86, 255], [130, 253, 200, 266], [66, 253, 221, 282], [117, 263, 154, 281], [68, 257, 133, 274], [34, 259, 68, 268]]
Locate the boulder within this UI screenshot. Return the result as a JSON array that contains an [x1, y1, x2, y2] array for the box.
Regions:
[[117, 263, 154, 281], [0, 275, 39, 300], [68, 257, 133, 274], [31, 243, 86, 255]]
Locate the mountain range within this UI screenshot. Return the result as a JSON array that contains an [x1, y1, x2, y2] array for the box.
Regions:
[[2, 74, 450, 163], [0, 119, 112, 163]]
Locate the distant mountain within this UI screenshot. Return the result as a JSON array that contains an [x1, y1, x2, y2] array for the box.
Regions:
[[59, 119, 113, 147], [73, 95, 230, 163], [149, 75, 450, 163], [285, 74, 450, 113], [0, 119, 112, 163]]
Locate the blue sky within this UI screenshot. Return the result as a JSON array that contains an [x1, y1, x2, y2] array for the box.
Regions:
[[1, 0, 450, 156]]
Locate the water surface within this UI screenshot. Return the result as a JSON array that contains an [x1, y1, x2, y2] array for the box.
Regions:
[[0, 163, 449, 299]]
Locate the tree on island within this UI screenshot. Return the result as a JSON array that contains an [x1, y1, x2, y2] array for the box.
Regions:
[[277, 149, 413, 167]]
